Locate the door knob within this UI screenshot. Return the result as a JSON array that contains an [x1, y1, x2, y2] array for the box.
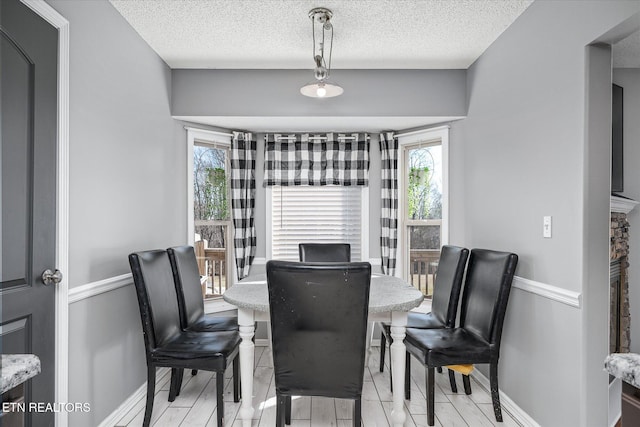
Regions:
[[42, 269, 63, 286]]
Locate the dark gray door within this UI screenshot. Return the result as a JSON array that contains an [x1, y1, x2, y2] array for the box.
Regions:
[[1, 0, 58, 425]]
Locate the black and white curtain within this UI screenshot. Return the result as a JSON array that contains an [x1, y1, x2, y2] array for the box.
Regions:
[[264, 133, 369, 186], [230, 132, 256, 279], [380, 132, 398, 276]]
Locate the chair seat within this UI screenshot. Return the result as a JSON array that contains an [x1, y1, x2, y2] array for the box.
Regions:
[[404, 328, 493, 367], [152, 330, 240, 369], [187, 315, 238, 332], [381, 312, 445, 334]]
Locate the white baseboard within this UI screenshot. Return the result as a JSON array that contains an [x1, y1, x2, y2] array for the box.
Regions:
[[470, 369, 540, 427], [98, 367, 170, 427]]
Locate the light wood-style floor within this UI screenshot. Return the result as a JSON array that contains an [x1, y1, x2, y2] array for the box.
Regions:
[[115, 345, 523, 427]]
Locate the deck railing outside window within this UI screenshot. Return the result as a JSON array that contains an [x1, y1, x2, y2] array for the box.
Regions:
[[194, 238, 228, 298], [409, 249, 439, 297]]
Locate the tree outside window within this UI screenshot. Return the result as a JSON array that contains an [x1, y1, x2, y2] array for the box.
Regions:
[[407, 146, 442, 250], [193, 144, 229, 248]]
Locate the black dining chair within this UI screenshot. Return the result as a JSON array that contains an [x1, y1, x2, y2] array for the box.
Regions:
[[166, 245, 239, 400], [379, 245, 469, 396], [298, 243, 351, 262], [404, 249, 518, 426], [129, 250, 240, 427], [266, 260, 371, 427]]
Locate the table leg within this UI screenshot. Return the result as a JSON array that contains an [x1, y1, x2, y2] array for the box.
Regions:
[[238, 308, 255, 427], [390, 311, 408, 427]]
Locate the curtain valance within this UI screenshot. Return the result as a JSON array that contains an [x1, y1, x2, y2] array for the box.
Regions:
[[263, 133, 369, 186]]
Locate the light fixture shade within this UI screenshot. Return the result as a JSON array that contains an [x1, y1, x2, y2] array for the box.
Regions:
[[300, 81, 344, 98]]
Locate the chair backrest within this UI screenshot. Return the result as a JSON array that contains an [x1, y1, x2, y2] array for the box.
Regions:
[[430, 245, 469, 327], [266, 260, 371, 399], [129, 250, 182, 352], [167, 246, 206, 329], [298, 243, 351, 262], [459, 249, 518, 347]]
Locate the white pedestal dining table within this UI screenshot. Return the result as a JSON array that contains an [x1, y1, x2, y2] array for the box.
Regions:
[[223, 264, 424, 427]]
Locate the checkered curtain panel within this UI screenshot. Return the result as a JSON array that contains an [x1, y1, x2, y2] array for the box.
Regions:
[[263, 133, 370, 186], [380, 132, 399, 276], [231, 132, 256, 279]]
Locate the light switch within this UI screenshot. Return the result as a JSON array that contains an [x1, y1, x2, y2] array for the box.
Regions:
[[543, 216, 552, 238]]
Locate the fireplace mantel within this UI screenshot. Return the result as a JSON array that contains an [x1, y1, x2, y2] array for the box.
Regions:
[[612, 195, 640, 214]]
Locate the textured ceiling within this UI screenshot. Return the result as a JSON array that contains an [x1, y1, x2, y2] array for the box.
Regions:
[[110, 0, 535, 69]]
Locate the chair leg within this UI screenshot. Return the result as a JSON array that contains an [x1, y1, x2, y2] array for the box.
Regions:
[[233, 356, 241, 403], [168, 368, 177, 402], [176, 368, 184, 396], [427, 367, 435, 426], [448, 369, 458, 393], [353, 398, 362, 427], [143, 365, 156, 427], [285, 395, 292, 425], [379, 332, 386, 372], [490, 363, 503, 422], [404, 352, 411, 400], [276, 394, 285, 427], [463, 374, 472, 395], [168, 368, 180, 402], [216, 371, 225, 427]]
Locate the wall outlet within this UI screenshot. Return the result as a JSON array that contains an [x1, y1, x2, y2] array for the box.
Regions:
[[543, 216, 552, 238]]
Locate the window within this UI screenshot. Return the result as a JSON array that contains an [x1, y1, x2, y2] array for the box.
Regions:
[[398, 127, 449, 296], [268, 186, 367, 261], [187, 128, 234, 299]]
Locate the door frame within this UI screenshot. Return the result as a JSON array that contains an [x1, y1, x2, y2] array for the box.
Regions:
[[19, 1, 70, 426]]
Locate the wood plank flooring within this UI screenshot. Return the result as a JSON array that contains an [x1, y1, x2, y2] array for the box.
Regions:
[[115, 346, 523, 427]]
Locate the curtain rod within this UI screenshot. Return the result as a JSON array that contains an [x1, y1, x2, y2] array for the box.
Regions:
[[183, 126, 233, 138], [274, 135, 369, 141]]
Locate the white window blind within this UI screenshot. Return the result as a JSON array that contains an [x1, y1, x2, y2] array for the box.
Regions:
[[271, 186, 362, 261]]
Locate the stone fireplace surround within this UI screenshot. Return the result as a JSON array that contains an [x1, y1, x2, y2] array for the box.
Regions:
[[611, 195, 640, 354]]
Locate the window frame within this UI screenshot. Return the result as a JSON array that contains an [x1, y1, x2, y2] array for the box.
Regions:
[[397, 126, 450, 280], [266, 185, 370, 262], [186, 127, 237, 293]]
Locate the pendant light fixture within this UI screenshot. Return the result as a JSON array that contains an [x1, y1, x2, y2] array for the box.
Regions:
[[300, 7, 343, 98]]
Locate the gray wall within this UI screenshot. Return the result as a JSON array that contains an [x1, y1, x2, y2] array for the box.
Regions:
[[450, 2, 639, 426], [172, 69, 467, 118], [46, 1, 185, 425], [615, 68, 640, 353]]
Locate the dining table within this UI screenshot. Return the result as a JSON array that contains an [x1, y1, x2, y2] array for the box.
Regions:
[[223, 263, 424, 427]]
